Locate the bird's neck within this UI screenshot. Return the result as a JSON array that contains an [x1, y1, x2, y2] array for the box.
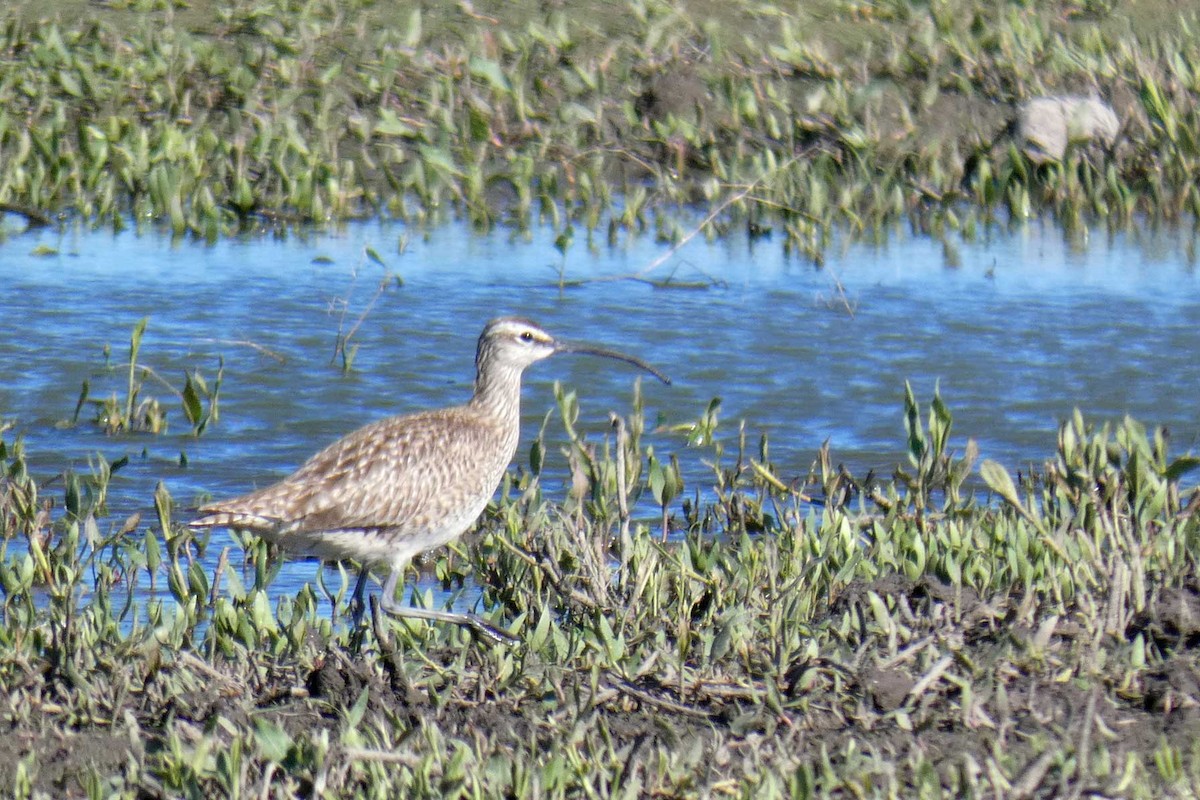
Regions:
[[468, 361, 525, 422]]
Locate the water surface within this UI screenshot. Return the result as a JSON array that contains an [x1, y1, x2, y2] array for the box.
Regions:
[[3, 219, 1198, 605]]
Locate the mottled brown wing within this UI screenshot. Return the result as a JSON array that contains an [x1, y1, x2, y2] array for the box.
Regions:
[[195, 406, 508, 537]]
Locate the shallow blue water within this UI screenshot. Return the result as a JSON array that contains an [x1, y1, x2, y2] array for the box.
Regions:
[[2, 218, 1199, 609]]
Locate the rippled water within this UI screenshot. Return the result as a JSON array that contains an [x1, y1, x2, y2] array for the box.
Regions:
[[3, 219, 1199, 605]]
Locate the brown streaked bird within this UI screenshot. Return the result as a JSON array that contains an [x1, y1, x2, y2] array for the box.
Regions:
[[189, 317, 670, 644]]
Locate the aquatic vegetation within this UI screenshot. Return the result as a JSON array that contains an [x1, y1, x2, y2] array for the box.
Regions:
[[2, 388, 1200, 796], [1, 0, 1199, 256], [71, 317, 223, 436], [330, 246, 403, 374]]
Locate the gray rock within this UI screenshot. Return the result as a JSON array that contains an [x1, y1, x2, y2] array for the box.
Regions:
[[1017, 95, 1120, 162]]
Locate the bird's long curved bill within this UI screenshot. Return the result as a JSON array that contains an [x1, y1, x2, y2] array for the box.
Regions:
[[556, 341, 671, 385]]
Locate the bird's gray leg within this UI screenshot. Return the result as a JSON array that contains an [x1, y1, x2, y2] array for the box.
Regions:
[[378, 566, 518, 646], [346, 566, 373, 655], [349, 566, 370, 627]]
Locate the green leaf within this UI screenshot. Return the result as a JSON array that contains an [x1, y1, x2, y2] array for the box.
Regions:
[[375, 108, 418, 138], [661, 455, 683, 505], [648, 456, 665, 504], [181, 373, 202, 425], [144, 529, 161, 574], [554, 227, 574, 255], [980, 459, 1021, 508], [319, 62, 342, 85], [57, 69, 81, 97], [154, 480, 172, 534], [930, 389, 952, 458], [469, 56, 512, 93], [903, 381, 923, 464], [402, 8, 423, 48], [223, 561, 246, 600], [130, 317, 148, 358], [529, 603, 552, 652], [1164, 456, 1200, 483], [418, 146, 461, 177], [365, 246, 386, 268], [529, 438, 544, 475], [345, 686, 370, 730], [253, 719, 293, 763]]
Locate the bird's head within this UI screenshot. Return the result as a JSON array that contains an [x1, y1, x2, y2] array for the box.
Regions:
[[476, 316, 671, 383]]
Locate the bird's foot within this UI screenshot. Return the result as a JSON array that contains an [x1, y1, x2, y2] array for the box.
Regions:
[[378, 597, 519, 646], [462, 612, 521, 646]]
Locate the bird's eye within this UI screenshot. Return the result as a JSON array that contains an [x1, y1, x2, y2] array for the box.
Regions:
[[520, 331, 534, 343]]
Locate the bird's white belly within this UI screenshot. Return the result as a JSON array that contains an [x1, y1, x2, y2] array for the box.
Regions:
[[279, 492, 494, 570]]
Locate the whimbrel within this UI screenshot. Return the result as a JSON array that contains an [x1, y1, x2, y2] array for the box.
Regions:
[[190, 317, 670, 644]]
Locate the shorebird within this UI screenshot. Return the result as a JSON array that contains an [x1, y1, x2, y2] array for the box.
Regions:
[[190, 317, 670, 644]]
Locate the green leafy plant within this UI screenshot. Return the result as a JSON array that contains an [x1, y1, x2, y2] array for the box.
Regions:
[[71, 317, 223, 436]]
